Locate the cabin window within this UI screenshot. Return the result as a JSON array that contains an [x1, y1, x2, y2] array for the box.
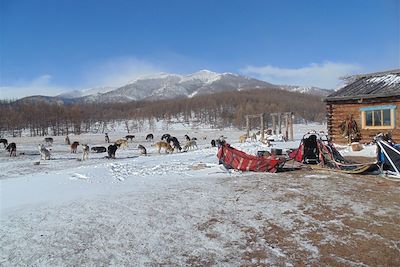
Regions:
[[360, 105, 396, 129]]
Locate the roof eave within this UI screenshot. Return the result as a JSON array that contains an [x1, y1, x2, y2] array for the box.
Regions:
[[325, 93, 400, 102]]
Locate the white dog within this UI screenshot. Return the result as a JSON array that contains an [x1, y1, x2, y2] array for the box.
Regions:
[[82, 144, 89, 160], [38, 144, 51, 160]]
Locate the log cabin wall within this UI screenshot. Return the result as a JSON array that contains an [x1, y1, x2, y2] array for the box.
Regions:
[[326, 97, 400, 144]]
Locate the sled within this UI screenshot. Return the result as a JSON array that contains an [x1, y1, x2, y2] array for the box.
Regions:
[[375, 135, 400, 180], [289, 131, 378, 175], [217, 142, 285, 173]]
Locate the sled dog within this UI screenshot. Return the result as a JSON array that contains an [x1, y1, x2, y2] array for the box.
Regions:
[[70, 141, 79, 153], [155, 141, 174, 154], [138, 144, 147, 155], [115, 139, 129, 149], [82, 144, 89, 160], [38, 144, 51, 160], [6, 142, 16, 157], [183, 140, 198, 151]]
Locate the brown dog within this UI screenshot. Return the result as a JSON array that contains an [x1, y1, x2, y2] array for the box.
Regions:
[[70, 141, 79, 153], [155, 141, 174, 154], [115, 139, 129, 149], [239, 134, 248, 143]]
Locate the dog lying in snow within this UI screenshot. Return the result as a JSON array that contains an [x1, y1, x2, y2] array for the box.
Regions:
[[183, 140, 197, 151], [38, 144, 51, 160], [125, 135, 135, 141], [0, 138, 8, 148], [91, 146, 106, 153], [82, 144, 89, 160], [138, 144, 147, 155], [154, 141, 174, 154]]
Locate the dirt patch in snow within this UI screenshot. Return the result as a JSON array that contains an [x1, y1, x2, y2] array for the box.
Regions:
[[1, 170, 399, 266]]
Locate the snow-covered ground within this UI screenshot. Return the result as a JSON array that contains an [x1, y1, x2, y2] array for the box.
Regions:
[[1, 123, 399, 266]]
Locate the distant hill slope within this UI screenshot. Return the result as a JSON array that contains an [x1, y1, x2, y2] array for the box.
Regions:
[[278, 85, 332, 96]]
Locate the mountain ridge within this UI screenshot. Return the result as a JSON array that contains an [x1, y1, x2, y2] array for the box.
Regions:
[[15, 70, 332, 104]]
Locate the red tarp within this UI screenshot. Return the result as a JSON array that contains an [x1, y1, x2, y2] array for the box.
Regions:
[[217, 143, 282, 172]]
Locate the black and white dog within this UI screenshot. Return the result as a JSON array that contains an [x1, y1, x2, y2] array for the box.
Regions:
[[0, 138, 8, 148], [38, 144, 51, 160], [91, 146, 107, 153], [211, 139, 216, 147], [161, 133, 171, 141], [125, 135, 135, 141], [167, 136, 182, 152], [184, 134, 191, 142], [44, 137, 53, 145], [138, 144, 147, 155], [146, 133, 154, 141], [6, 142, 16, 157]]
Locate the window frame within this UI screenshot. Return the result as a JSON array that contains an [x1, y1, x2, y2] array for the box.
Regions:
[[360, 105, 396, 130]]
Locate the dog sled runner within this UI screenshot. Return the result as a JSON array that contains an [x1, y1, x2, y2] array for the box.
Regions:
[[289, 132, 378, 174], [217, 143, 285, 172]]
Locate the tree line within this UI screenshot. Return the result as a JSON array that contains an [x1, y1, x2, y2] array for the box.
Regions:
[[0, 88, 325, 136]]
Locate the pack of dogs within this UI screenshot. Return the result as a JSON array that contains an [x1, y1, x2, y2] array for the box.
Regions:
[[2, 132, 226, 160]]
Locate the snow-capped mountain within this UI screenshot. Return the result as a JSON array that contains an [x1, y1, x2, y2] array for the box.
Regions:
[[279, 85, 332, 96], [81, 70, 275, 103], [58, 86, 117, 99], [17, 70, 332, 104]]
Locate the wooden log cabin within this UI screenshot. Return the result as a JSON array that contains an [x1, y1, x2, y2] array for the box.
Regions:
[[326, 69, 400, 144]]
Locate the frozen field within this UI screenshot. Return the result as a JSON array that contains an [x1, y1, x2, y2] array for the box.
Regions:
[[1, 123, 399, 266]]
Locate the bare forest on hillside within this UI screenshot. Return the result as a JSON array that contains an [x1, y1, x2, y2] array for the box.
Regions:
[[0, 88, 325, 136]]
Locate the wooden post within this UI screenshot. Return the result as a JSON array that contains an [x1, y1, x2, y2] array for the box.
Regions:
[[278, 113, 282, 134], [290, 113, 294, 141], [260, 113, 264, 141], [246, 116, 250, 137], [285, 113, 289, 141], [272, 114, 276, 135]]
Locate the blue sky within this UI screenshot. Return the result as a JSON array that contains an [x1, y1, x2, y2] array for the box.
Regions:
[[0, 0, 399, 98]]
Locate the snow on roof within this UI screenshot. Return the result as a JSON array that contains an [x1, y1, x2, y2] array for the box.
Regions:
[[326, 69, 400, 101]]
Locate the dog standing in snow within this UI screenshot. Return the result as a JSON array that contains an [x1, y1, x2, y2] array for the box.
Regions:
[[6, 142, 16, 157], [70, 141, 79, 153], [154, 141, 174, 154], [115, 139, 129, 149], [82, 144, 89, 160], [183, 140, 198, 151], [38, 144, 51, 160]]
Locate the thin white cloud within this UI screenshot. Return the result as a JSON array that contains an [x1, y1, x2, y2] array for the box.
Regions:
[[83, 57, 164, 87], [0, 57, 164, 100], [240, 61, 362, 89], [0, 75, 69, 100]]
